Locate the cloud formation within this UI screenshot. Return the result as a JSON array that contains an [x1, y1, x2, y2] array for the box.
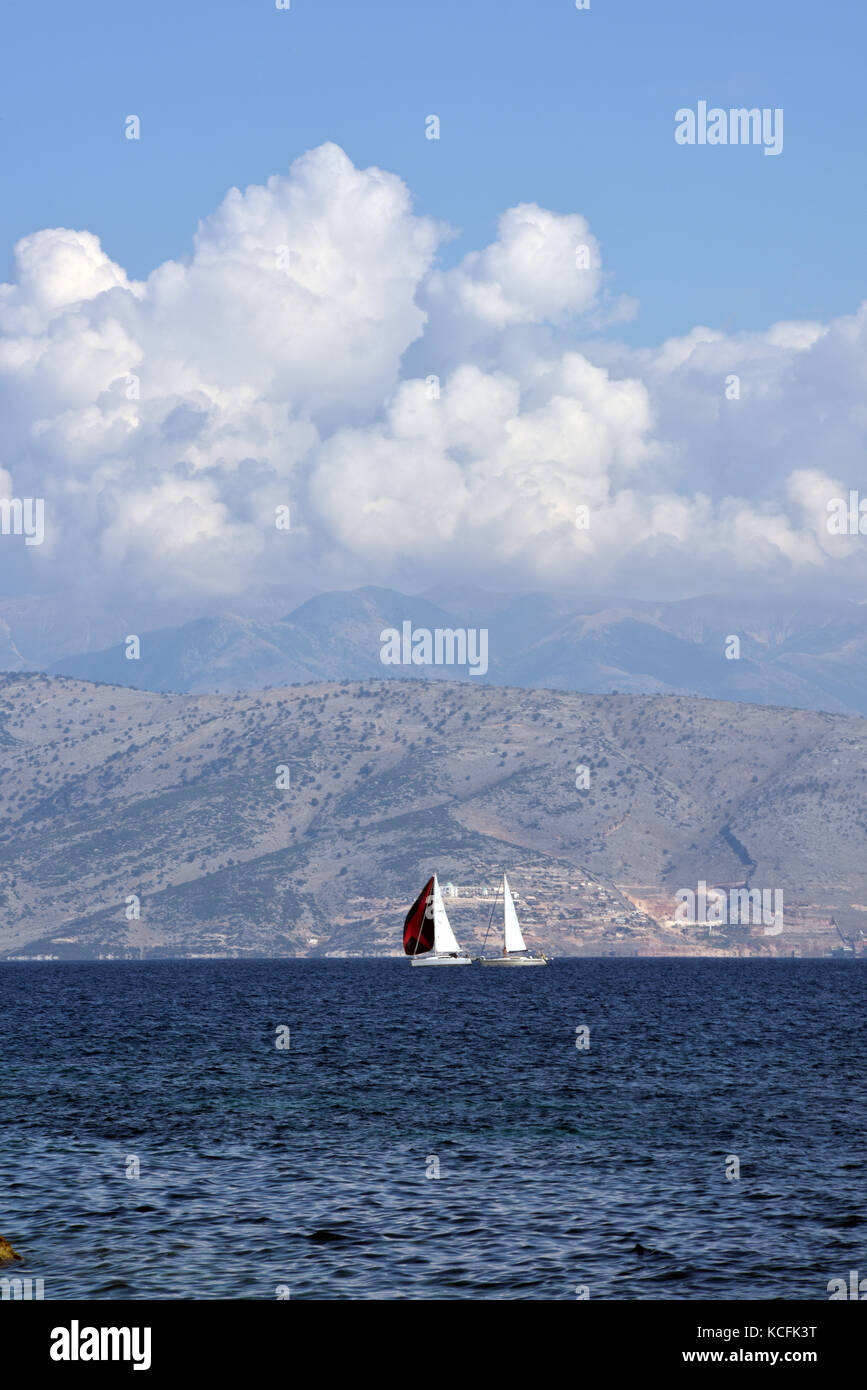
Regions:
[[1, 141, 866, 613]]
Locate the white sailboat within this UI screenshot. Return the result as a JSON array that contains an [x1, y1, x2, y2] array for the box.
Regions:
[[404, 874, 473, 965], [478, 874, 548, 965]]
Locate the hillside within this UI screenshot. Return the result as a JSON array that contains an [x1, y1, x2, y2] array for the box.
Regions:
[[1, 674, 866, 959]]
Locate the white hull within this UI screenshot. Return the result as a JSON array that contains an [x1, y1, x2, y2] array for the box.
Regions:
[[478, 954, 548, 966], [411, 953, 473, 966]]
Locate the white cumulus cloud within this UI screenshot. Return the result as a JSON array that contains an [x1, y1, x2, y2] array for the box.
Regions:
[[1, 142, 866, 614]]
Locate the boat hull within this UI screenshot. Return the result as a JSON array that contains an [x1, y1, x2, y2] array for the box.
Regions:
[[410, 953, 473, 966], [478, 955, 548, 966]]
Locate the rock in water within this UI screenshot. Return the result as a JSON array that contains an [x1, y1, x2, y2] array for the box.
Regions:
[[0, 1237, 22, 1262]]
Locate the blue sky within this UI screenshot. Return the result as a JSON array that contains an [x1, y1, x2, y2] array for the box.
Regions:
[[1, 0, 864, 345]]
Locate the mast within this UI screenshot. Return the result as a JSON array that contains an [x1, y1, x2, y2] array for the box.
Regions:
[[481, 875, 502, 957]]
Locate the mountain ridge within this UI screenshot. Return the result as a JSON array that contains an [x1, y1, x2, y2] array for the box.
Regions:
[[1, 673, 865, 959], [26, 586, 867, 718]]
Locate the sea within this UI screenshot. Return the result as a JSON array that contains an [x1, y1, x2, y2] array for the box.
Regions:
[[1, 959, 864, 1301]]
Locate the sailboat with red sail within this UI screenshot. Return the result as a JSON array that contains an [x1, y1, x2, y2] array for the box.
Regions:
[[403, 875, 472, 965]]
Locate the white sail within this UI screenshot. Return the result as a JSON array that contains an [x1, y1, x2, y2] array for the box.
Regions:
[[432, 875, 463, 954], [503, 874, 527, 953]]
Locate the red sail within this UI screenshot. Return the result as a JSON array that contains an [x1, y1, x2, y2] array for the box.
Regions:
[[404, 877, 435, 955]]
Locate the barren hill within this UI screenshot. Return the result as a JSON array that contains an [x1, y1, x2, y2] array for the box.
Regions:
[[1, 674, 865, 958]]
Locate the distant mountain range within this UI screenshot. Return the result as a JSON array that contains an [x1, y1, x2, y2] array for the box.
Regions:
[[19, 585, 867, 717]]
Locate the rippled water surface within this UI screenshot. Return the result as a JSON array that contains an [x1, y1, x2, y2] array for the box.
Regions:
[[1, 959, 864, 1299]]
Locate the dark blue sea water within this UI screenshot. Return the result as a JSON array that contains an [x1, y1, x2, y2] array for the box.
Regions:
[[1, 960, 864, 1300]]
